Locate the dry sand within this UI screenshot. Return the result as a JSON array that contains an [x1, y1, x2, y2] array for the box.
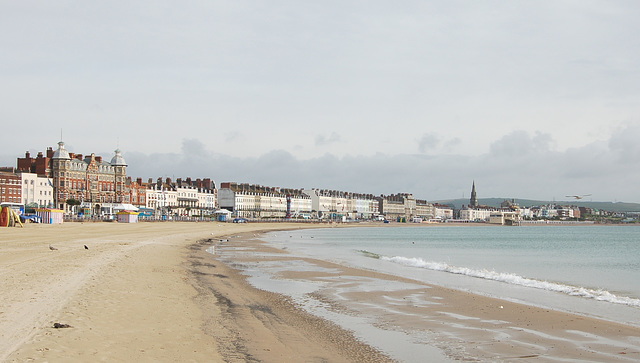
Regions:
[[1, 221, 389, 362], [1, 222, 639, 362]]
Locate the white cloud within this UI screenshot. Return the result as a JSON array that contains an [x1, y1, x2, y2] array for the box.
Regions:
[[2, 1, 640, 202], [116, 129, 640, 203], [417, 133, 440, 153], [315, 132, 342, 147]]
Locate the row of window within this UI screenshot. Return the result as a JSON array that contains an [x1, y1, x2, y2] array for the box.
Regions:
[[1, 187, 20, 194], [23, 189, 53, 196], [56, 169, 125, 181], [59, 161, 119, 174], [0, 179, 20, 184]]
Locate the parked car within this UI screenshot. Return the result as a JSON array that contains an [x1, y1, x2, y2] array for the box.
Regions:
[[232, 218, 249, 223]]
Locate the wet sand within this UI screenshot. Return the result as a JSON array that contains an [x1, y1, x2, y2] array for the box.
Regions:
[[214, 231, 640, 362], [2, 222, 639, 362]]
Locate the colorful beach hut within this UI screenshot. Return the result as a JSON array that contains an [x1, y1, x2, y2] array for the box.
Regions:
[[36, 208, 64, 224], [1, 206, 23, 227], [117, 210, 139, 223]]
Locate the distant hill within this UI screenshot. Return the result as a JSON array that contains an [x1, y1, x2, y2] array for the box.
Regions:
[[433, 198, 640, 213]]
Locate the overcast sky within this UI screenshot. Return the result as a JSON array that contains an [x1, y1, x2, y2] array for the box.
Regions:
[[2, 1, 639, 202]]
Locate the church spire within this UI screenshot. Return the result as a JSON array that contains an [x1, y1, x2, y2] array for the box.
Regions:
[[470, 181, 478, 208]]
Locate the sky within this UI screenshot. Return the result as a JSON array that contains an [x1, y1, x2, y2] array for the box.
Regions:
[[1, 1, 640, 203]]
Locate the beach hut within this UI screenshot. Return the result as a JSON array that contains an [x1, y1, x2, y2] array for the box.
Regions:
[[117, 210, 139, 223], [36, 208, 64, 224], [214, 209, 232, 222]]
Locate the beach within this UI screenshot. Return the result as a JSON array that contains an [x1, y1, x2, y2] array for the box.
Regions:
[[2, 222, 639, 362], [1, 222, 389, 362]]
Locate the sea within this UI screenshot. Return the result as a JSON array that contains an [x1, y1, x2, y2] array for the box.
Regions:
[[215, 225, 640, 361]]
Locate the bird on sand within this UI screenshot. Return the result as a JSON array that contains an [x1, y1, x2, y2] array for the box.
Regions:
[[49, 244, 58, 251], [84, 245, 89, 250]]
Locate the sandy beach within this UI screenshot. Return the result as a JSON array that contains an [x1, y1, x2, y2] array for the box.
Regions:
[[2, 222, 640, 362], [1, 221, 389, 362]]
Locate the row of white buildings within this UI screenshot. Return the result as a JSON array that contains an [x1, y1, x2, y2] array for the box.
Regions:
[[217, 183, 457, 221], [144, 179, 217, 217]]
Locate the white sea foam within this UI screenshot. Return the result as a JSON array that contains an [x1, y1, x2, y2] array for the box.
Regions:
[[380, 255, 640, 308]]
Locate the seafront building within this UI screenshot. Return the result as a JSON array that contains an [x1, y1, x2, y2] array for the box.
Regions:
[[302, 189, 378, 220], [219, 182, 311, 219], [3, 141, 636, 223], [16, 142, 129, 214], [144, 177, 217, 217], [376, 193, 436, 221], [459, 183, 521, 223], [0, 170, 22, 205], [1, 167, 54, 208], [145, 179, 177, 212], [433, 203, 454, 220], [19, 172, 54, 208], [13, 141, 217, 218]]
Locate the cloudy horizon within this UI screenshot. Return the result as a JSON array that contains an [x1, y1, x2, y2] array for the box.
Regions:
[[2, 1, 639, 202]]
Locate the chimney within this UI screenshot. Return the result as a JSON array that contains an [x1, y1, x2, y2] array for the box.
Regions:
[[95, 156, 102, 163], [137, 178, 143, 185], [25, 151, 31, 158]]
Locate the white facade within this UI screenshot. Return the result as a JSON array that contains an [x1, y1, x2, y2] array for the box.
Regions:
[[434, 205, 454, 220], [198, 190, 217, 211], [145, 186, 177, 211], [219, 183, 311, 219], [289, 195, 313, 217], [355, 198, 378, 219], [459, 208, 493, 221], [303, 189, 377, 219], [175, 185, 199, 216], [20, 172, 54, 208]]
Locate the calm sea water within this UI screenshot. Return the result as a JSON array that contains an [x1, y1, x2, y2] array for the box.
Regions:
[[261, 225, 640, 324]]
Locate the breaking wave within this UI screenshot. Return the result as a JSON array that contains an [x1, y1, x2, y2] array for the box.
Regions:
[[378, 255, 640, 308]]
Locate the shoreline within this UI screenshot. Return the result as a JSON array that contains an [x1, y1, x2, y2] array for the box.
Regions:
[[186, 231, 394, 362], [211, 228, 640, 361], [2, 222, 639, 362]]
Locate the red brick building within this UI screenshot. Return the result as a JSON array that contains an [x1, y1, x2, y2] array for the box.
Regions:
[[17, 141, 128, 213], [0, 171, 21, 204], [128, 178, 148, 208]]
